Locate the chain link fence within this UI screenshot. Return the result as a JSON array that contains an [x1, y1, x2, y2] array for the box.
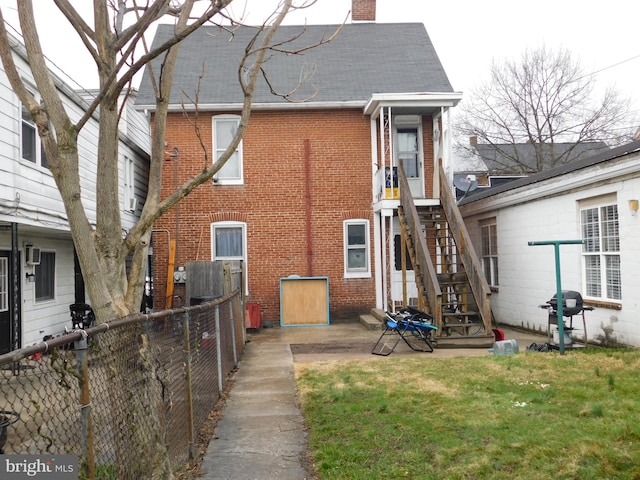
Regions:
[[0, 291, 245, 479]]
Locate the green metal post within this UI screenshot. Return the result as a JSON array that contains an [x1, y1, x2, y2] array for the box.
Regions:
[[528, 240, 584, 355]]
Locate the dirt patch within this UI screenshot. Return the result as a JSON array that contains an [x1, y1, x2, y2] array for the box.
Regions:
[[290, 343, 373, 355]]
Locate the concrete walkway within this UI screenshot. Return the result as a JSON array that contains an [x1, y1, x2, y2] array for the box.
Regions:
[[198, 321, 548, 479], [198, 340, 310, 480]]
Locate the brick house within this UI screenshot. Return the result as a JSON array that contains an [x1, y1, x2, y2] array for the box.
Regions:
[[136, 2, 493, 343]]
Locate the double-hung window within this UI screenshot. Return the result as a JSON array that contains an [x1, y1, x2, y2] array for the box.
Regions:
[[212, 223, 245, 260], [581, 200, 621, 301], [344, 219, 370, 278], [480, 219, 498, 287], [213, 115, 243, 184], [124, 156, 136, 211], [21, 91, 48, 167]]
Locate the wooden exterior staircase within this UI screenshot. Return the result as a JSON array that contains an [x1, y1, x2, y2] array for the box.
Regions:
[[396, 164, 494, 347]]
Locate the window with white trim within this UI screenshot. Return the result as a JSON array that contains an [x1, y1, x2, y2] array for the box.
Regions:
[[581, 200, 621, 301], [124, 156, 136, 211], [344, 219, 370, 278], [481, 219, 498, 287], [212, 222, 245, 260], [21, 91, 48, 167], [213, 115, 243, 184]]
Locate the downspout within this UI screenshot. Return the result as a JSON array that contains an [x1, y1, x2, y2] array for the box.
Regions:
[[11, 223, 19, 352], [304, 139, 313, 277]]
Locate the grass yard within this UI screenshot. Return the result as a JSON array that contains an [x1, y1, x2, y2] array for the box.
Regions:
[[295, 348, 640, 479]]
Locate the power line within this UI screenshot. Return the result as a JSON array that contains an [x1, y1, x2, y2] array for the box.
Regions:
[[578, 53, 640, 81], [2, 18, 97, 99]]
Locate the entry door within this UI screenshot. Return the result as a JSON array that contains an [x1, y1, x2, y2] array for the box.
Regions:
[[390, 215, 420, 309], [396, 127, 423, 198], [0, 252, 12, 354]]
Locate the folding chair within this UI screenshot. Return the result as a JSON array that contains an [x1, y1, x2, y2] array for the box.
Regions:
[[371, 309, 437, 356]]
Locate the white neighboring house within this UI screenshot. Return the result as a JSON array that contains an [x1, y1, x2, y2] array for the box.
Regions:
[[0, 37, 150, 354], [458, 140, 640, 347]]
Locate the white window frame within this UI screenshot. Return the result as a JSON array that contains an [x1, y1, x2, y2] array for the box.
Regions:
[[212, 115, 243, 185], [20, 89, 48, 167], [480, 219, 499, 287], [344, 219, 371, 278], [124, 156, 136, 212], [580, 200, 621, 302], [211, 221, 248, 294]]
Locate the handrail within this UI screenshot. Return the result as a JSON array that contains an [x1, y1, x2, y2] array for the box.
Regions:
[[438, 164, 492, 330], [397, 164, 443, 329]]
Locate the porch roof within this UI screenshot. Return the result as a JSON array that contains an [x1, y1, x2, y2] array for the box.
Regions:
[[135, 22, 456, 111]]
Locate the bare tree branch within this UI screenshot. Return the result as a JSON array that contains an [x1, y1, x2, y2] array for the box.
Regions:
[[456, 46, 639, 173]]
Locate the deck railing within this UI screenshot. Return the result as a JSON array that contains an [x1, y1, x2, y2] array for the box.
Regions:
[[397, 164, 443, 328], [438, 164, 492, 332]]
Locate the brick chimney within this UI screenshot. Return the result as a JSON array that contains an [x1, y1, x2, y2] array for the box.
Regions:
[[352, 0, 376, 21]]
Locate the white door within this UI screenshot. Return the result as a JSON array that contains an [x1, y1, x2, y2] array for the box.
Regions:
[[390, 219, 419, 309], [396, 127, 423, 198]]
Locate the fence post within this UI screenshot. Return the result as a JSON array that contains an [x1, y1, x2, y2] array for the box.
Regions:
[[215, 304, 223, 393], [183, 311, 195, 459], [75, 331, 95, 479], [229, 301, 238, 367]]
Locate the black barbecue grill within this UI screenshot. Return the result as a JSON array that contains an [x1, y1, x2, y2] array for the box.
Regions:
[[539, 290, 594, 347]]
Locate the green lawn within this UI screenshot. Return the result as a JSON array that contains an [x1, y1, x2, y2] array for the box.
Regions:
[[295, 349, 640, 479]]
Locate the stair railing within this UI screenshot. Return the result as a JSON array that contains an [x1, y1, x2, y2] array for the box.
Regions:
[[438, 163, 492, 332], [397, 165, 443, 329]]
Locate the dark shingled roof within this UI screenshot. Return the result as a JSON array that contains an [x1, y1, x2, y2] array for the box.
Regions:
[[135, 22, 454, 108], [473, 142, 611, 174], [459, 140, 640, 205]]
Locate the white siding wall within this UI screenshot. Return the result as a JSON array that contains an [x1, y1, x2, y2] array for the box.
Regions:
[[0, 44, 150, 349], [20, 237, 76, 345], [462, 155, 640, 347]]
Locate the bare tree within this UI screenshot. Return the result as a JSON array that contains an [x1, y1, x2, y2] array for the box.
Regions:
[[0, 0, 337, 323], [456, 45, 638, 173], [0, 2, 341, 476]]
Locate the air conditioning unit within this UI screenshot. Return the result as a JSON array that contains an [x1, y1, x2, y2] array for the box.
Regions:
[[127, 197, 138, 212], [26, 245, 41, 266]]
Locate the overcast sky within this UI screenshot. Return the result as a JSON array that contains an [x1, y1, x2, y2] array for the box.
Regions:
[[1, 0, 639, 113]]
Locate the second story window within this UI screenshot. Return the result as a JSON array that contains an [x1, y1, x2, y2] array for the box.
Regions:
[[213, 115, 243, 185], [21, 93, 48, 167], [124, 156, 136, 212]]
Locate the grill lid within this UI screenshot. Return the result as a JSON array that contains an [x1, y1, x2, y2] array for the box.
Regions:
[[548, 290, 583, 316]]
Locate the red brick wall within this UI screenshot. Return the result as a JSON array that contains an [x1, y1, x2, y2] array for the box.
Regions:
[[422, 115, 434, 197], [154, 109, 377, 322], [352, 0, 376, 21]]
